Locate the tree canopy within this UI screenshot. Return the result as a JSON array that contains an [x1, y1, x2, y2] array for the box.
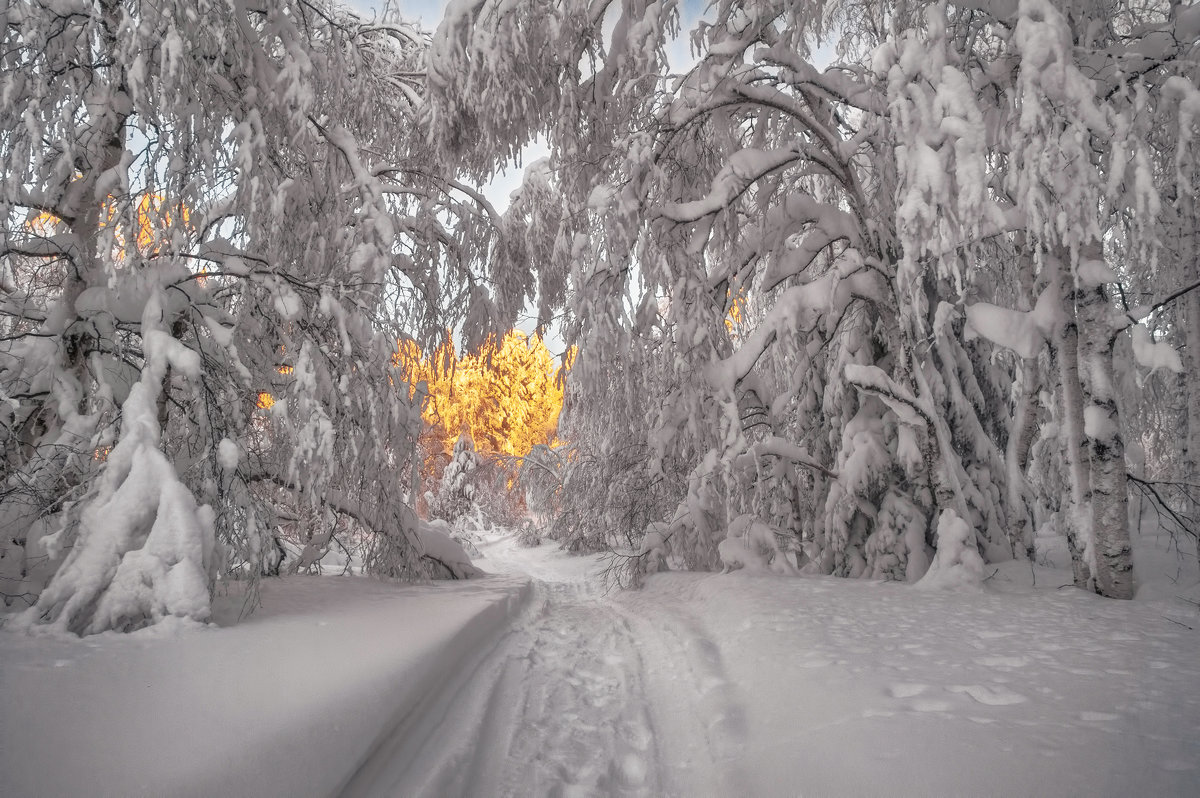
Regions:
[[3, 0, 1198, 634]]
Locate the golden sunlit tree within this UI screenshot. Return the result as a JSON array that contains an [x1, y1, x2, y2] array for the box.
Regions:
[[406, 330, 566, 459], [398, 330, 568, 520]]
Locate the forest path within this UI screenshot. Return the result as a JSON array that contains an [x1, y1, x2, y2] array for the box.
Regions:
[[340, 530, 1200, 798], [340, 532, 745, 798]]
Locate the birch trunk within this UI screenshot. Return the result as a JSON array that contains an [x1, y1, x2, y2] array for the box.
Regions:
[[1076, 243, 1134, 600], [1183, 288, 1200, 573], [1007, 366, 1038, 559], [1052, 260, 1093, 589]]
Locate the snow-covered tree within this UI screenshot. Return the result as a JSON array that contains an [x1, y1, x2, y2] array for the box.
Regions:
[[427, 429, 481, 525], [430, 0, 1200, 597], [0, 1, 509, 632]]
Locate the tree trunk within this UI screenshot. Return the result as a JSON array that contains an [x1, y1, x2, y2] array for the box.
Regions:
[[1183, 288, 1200, 573], [1076, 243, 1134, 600], [1007, 365, 1039, 559], [1051, 264, 1093, 589]]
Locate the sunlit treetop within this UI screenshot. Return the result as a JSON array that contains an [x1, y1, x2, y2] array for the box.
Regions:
[[398, 330, 569, 459]]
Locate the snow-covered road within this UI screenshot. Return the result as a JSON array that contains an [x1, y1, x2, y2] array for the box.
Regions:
[[4, 528, 1198, 797], [343, 539, 693, 796], [344, 531, 1200, 798]]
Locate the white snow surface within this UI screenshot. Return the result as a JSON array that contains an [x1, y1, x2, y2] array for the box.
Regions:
[[4, 528, 1200, 797], [1, 573, 530, 798]]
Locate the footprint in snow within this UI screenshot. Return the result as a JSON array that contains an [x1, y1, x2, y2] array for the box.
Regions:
[[975, 656, 1029, 668], [947, 684, 1028, 706], [910, 698, 954, 712], [888, 683, 929, 699], [1079, 711, 1120, 722]]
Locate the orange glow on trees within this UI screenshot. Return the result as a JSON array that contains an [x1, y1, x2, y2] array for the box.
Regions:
[[400, 331, 568, 461], [27, 192, 191, 262]]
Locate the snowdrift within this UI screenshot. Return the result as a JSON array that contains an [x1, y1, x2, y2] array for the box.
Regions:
[[1, 573, 530, 798]]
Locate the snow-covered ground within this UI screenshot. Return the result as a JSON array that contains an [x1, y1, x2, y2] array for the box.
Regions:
[[1, 573, 531, 798], [4, 528, 1199, 797], [350, 532, 1200, 797]]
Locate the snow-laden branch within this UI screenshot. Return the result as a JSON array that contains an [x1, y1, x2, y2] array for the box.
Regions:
[[842, 364, 931, 429], [659, 147, 802, 224], [747, 437, 837, 479]]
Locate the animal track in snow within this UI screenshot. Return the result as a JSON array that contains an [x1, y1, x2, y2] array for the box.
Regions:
[[975, 656, 1029, 668], [910, 698, 954, 712], [947, 684, 1028, 706], [888, 683, 929, 699]]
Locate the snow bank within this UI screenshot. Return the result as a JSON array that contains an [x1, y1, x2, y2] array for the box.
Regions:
[[623, 559, 1200, 797], [916, 508, 986, 590], [418, 518, 484, 579], [1, 573, 530, 798]]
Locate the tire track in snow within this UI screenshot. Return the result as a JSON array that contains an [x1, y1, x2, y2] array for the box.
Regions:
[[342, 578, 667, 797], [490, 580, 661, 797], [343, 536, 758, 798], [611, 595, 751, 797]]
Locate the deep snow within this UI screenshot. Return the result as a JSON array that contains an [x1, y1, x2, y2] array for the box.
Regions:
[[1, 574, 530, 798], [3, 528, 1199, 797]]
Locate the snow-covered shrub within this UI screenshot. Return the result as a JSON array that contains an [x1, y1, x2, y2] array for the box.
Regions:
[[718, 515, 798, 576], [515, 519, 542, 548], [427, 431, 481, 525], [20, 309, 219, 634], [916, 510, 986, 591], [417, 520, 483, 580], [639, 522, 671, 575]]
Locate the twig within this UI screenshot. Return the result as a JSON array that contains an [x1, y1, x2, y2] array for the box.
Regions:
[[1163, 616, 1194, 631], [1, 590, 38, 608]]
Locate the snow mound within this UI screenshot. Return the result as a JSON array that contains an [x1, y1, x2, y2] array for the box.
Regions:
[[718, 515, 797, 576], [638, 521, 671, 574], [916, 509, 985, 590], [418, 520, 483, 580]]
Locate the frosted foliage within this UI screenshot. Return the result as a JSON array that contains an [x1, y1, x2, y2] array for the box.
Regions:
[[23, 308, 217, 634], [1, 0, 517, 628], [865, 489, 930, 583], [432, 0, 1200, 599], [916, 510, 985, 591]]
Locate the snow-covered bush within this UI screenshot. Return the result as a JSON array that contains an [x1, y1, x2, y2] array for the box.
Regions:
[[416, 520, 483, 580], [718, 515, 797, 576], [639, 522, 671, 575], [427, 431, 481, 526], [515, 519, 542, 548], [916, 510, 986, 591]]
